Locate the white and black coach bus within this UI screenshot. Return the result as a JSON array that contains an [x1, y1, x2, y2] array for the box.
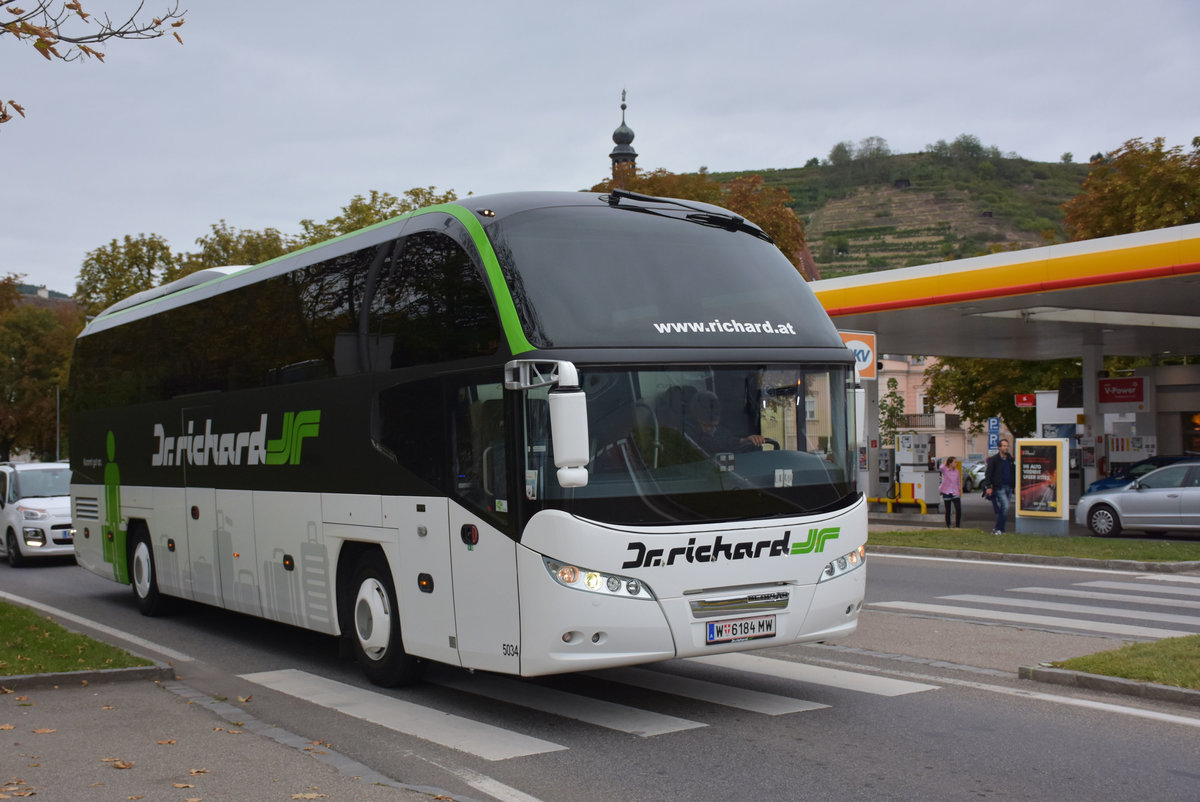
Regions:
[[69, 190, 866, 686]]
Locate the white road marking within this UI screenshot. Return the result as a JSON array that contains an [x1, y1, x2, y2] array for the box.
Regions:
[[1078, 579, 1200, 596], [1008, 586, 1200, 609], [942, 594, 1200, 628], [687, 653, 938, 696], [430, 672, 707, 736], [871, 600, 1189, 639], [0, 590, 194, 663], [582, 666, 830, 714], [801, 655, 1200, 731], [239, 669, 567, 761]]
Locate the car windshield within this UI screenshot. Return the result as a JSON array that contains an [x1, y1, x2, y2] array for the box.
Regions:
[[13, 467, 71, 498], [518, 364, 858, 525]]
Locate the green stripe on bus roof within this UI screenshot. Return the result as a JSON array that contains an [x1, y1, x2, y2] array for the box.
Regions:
[[416, 204, 536, 356]]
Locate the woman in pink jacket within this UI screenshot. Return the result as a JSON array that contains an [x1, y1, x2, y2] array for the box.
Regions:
[[939, 456, 962, 528]]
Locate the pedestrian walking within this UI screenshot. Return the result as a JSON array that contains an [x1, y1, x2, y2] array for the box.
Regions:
[[939, 456, 962, 527], [984, 438, 1016, 534]]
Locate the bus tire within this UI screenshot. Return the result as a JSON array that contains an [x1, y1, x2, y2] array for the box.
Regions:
[[349, 555, 424, 687], [129, 525, 167, 616]]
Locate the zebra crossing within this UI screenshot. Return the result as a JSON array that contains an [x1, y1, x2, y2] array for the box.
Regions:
[[239, 652, 935, 760], [871, 574, 1200, 640]]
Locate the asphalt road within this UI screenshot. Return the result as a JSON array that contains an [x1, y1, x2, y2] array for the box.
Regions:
[[4, 554, 1198, 801]]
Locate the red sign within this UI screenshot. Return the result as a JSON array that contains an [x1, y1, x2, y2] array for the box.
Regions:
[[1014, 393, 1036, 408], [1098, 377, 1146, 405]]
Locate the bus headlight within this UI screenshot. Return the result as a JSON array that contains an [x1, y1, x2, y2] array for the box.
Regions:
[[818, 545, 865, 583], [544, 556, 656, 600]]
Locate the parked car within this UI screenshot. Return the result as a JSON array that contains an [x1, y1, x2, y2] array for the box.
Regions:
[[1084, 455, 1196, 495], [961, 461, 986, 492], [1075, 460, 1200, 537], [0, 462, 74, 566]]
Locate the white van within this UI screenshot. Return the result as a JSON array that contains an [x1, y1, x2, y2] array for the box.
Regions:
[[0, 462, 74, 566]]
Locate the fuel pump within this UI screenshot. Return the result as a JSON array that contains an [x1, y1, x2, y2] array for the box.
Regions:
[[896, 434, 940, 505]]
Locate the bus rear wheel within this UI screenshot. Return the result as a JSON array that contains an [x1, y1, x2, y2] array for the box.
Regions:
[[349, 555, 424, 687], [129, 525, 168, 616]]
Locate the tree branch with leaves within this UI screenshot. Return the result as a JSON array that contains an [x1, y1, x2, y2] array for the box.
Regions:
[[1, 0, 186, 125]]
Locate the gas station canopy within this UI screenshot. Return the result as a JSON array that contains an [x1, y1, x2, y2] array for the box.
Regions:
[[811, 223, 1200, 361]]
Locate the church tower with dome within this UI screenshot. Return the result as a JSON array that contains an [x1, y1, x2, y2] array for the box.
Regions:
[[609, 90, 637, 188]]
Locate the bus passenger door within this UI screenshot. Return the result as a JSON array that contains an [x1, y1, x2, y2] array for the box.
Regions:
[[185, 486, 223, 607], [448, 381, 521, 674]]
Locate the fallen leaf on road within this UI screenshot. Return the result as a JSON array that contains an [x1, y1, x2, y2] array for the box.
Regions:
[[173, 782, 195, 788], [157, 739, 177, 745], [32, 728, 56, 734], [0, 724, 13, 730], [188, 769, 209, 775], [291, 794, 327, 800], [238, 694, 252, 703], [112, 760, 135, 769]]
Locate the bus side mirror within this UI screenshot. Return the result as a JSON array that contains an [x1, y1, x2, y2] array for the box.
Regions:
[[549, 384, 589, 488], [505, 359, 590, 488]]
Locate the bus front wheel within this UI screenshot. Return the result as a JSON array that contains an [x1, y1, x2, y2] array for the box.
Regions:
[[349, 556, 424, 687], [129, 525, 167, 616]]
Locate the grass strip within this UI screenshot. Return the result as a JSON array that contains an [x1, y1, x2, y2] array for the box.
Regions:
[[0, 601, 152, 676], [868, 528, 1200, 563], [1051, 635, 1200, 691]]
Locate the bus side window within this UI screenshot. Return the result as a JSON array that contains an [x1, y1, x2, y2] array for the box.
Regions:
[[451, 382, 510, 532]]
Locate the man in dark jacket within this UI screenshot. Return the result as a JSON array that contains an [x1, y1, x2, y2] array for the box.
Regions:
[[984, 438, 1016, 534]]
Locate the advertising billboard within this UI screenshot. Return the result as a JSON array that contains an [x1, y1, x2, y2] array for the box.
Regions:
[[1016, 438, 1068, 519]]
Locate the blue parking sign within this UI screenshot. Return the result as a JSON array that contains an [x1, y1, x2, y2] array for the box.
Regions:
[[987, 417, 1000, 435], [987, 433, 999, 450]]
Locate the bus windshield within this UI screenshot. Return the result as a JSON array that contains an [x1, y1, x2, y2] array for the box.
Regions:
[[521, 364, 857, 525], [489, 204, 844, 349]]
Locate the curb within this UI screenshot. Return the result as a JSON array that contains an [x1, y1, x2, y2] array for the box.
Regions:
[[867, 544, 1200, 574], [1019, 665, 1200, 708], [0, 662, 176, 690]]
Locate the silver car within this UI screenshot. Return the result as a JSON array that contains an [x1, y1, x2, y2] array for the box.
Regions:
[[0, 462, 74, 565], [1075, 460, 1200, 537]]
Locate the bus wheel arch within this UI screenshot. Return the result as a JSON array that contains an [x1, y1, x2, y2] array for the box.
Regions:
[[342, 547, 424, 687], [128, 521, 168, 616]]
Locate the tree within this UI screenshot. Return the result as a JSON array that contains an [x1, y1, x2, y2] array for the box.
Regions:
[[76, 232, 176, 317], [295, 187, 460, 247], [0, 302, 83, 460], [177, 220, 292, 276], [878, 377, 908, 447], [590, 167, 721, 205], [590, 169, 814, 277], [1062, 136, 1200, 239], [721, 175, 814, 278], [922, 356, 1080, 437], [1, 1, 186, 127], [827, 141, 854, 168]]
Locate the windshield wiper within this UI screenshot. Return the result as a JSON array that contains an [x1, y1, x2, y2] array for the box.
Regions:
[[603, 189, 775, 243]]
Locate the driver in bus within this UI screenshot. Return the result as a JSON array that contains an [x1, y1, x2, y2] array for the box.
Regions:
[[685, 390, 766, 454]]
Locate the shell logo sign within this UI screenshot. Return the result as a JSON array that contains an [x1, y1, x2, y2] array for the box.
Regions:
[[838, 330, 877, 381]]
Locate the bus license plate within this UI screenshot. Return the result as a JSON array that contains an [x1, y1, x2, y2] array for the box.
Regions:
[[706, 615, 776, 645]]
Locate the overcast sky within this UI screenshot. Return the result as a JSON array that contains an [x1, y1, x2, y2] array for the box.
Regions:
[[4, 0, 1198, 295]]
